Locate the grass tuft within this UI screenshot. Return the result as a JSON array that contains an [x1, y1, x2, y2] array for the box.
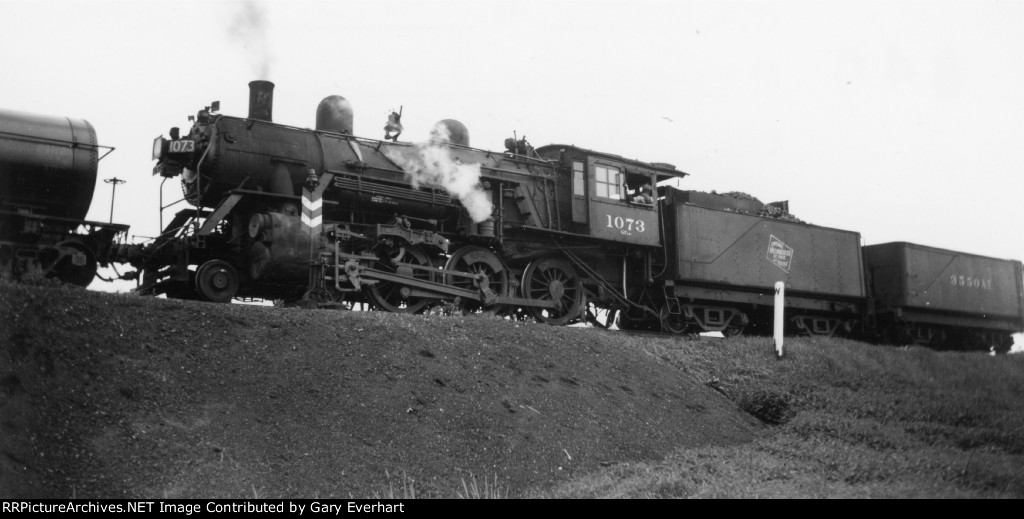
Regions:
[[458, 473, 507, 499], [374, 470, 417, 499]]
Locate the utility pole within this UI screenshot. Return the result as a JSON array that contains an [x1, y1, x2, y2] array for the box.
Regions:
[[104, 177, 126, 223]]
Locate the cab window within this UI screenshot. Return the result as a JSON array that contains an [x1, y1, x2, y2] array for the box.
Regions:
[[594, 165, 622, 200], [573, 161, 585, 196], [625, 172, 655, 206]]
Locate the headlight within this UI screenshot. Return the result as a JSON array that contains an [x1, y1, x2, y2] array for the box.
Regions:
[[152, 136, 165, 161]]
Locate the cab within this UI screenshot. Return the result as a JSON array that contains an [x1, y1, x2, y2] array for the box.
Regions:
[[536, 145, 687, 246]]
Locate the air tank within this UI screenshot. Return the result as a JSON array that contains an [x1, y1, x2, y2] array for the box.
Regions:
[[0, 108, 99, 220]]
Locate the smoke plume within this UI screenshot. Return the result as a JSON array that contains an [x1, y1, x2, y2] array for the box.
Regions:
[[384, 125, 494, 223], [229, 0, 273, 79]]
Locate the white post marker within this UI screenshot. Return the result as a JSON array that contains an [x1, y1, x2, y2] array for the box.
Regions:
[[774, 281, 785, 357]]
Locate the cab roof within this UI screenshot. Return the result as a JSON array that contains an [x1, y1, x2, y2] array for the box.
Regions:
[[536, 144, 689, 182]]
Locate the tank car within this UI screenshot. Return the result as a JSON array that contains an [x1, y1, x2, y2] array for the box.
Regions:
[[0, 108, 129, 286]]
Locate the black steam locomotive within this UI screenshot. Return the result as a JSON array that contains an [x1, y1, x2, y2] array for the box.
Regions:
[[137, 81, 1023, 352], [0, 109, 130, 287]]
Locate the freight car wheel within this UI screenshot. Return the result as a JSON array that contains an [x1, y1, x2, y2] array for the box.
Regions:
[[522, 256, 582, 325], [51, 240, 98, 287], [195, 260, 240, 303], [659, 306, 690, 335], [367, 245, 436, 314], [443, 246, 510, 313], [721, 320, 746, 338]]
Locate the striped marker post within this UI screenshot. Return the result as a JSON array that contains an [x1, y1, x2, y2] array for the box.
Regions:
[[302, 170, 324, 268], [301, 186, 323, 238], [299, 170, 329, 306]]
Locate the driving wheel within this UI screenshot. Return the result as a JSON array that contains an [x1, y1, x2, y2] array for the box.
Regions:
[[443, 246, 510, 313], [522, 256, 582, 325], [367, 244, 436, 313]]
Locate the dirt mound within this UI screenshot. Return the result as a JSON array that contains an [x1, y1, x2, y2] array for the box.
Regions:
[[0, 283, 758, 498]]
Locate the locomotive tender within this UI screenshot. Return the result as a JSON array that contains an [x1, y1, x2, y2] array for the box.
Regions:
[[138, 81, 1023, 351]]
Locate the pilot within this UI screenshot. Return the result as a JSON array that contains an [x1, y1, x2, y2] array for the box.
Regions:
[[631, 184, 654, 205]]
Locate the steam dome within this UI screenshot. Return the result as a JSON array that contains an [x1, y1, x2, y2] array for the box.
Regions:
[[430, 119, 469, 146], [316, 95, 354, 135]]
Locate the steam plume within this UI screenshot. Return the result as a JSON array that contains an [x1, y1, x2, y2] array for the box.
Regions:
[[229, 0, 273, 79], [384, 125, 493, 223]]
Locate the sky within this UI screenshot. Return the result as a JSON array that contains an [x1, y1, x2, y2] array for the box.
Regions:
[[2, 0, 1023, 335]]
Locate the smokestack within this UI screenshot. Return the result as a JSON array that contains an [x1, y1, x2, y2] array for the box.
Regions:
[[248, 80, 275, 122]]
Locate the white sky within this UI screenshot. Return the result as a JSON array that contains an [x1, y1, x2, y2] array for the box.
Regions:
[[2, 0, 1023, 285]]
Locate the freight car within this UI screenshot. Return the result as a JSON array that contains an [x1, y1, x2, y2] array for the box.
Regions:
[[0, 108, 130, 286], [864, 242, 1023, 353], [134, 81, 1021, 352]]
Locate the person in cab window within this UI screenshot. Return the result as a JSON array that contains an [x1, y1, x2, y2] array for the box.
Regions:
[[631, 184, 654, 205]]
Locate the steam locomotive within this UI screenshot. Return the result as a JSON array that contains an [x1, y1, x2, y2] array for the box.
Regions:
[[3, 82, 1020, 353]]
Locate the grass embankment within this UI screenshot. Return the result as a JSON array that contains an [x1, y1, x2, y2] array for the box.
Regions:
[[0, 282, 757, 498], [535, 333, 1024, 498], [3, 280, 1022, 498]]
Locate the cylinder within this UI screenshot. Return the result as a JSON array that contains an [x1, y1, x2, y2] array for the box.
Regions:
[[247, 211, 313, 282], [0, 108, 99, 220], [248, 80, 275, 122]]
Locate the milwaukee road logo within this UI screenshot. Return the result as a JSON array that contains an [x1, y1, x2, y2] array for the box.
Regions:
[[301, 188, 323, 230], [766, 234, 794, 273]]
